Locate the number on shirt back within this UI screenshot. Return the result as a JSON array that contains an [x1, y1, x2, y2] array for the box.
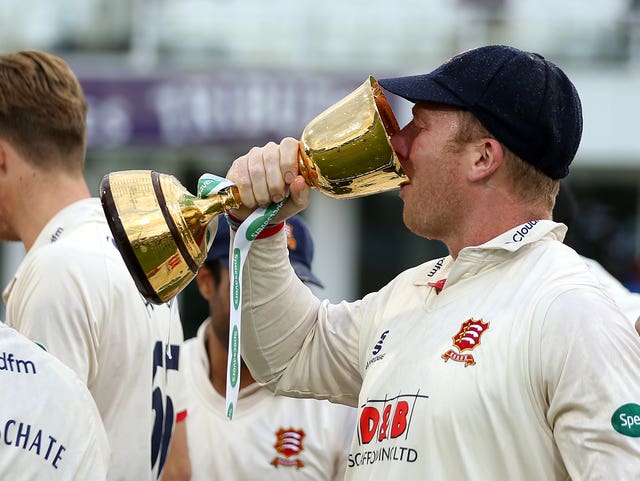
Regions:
[[151, 341, 180, 478]]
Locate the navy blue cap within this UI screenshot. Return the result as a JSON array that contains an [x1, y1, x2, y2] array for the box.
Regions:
[[206, 215, 324, 288], [378, 45, 583, 180], [284, 216, 324, 288], [205, 216, 232, 267]]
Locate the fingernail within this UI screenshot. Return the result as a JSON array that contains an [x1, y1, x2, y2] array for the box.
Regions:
[[284, 171, 295, 183]]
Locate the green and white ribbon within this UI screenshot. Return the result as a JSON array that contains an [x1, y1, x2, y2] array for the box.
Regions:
[[196, 173, 236, 254], [197, 173, 235, 198], [198, 173, 287, 420]]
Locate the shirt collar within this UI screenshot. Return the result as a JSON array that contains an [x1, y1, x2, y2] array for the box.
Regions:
[[413, 220, 566, 287]]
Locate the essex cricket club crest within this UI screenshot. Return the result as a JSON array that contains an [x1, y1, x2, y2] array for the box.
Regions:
[[442, 318, 490, 366], [271, 428, 305, 469]]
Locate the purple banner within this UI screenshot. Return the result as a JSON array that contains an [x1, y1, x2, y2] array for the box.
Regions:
[[81, 71, 372, 148]]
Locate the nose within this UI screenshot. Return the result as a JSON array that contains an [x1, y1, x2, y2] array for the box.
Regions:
[[390, 122, 418, 162]]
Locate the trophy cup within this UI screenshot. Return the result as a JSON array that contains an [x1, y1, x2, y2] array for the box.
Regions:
[[100, 76, 407, 304]]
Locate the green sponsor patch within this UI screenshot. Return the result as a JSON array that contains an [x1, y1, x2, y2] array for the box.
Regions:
[[611, 403, 640, 437]]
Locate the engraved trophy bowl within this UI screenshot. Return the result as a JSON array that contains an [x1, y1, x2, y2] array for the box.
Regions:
[[100, 76, 407, 303]]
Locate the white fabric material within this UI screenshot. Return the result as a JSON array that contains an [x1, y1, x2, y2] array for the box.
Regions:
[[3, 198, 185, 481], [183, 319, 356, 481], [0, 322, 110, 480], [581, 255, 640, 325], [239, 220, 640, 481]]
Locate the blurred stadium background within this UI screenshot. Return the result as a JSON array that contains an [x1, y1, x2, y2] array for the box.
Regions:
[[1, 0, 639, 337]]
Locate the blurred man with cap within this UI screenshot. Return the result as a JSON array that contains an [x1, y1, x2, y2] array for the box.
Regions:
[[223, 44, 640, 480], [175, 215, 355, 481]]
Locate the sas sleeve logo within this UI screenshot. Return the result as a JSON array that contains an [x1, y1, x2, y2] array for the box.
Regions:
[[442, 318, 490, 367]]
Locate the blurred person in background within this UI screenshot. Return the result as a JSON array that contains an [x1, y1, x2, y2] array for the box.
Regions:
[[554, 181, 640, 334], [0, 50, 188, 481], [0, 322, 110, 480], [164, 215, 355, 481], [223, 45, 640, 480]]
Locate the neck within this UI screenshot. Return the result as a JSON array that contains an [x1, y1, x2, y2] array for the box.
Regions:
[[17, 171, 90, 251], [444, 186, 550, 258], [205, 321, 255, 396]]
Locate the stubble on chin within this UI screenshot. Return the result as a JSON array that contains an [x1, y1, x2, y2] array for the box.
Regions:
[[0, 221, 19, 242], [401, 195, 434, 240]]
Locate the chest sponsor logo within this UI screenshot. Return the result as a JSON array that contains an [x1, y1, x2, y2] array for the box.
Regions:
[[611, 403, 640, 437], [349, 392, 428, 468], [441, 318, 489, 367], [366, 330, 389, 369], [271, 428, 305, 469]]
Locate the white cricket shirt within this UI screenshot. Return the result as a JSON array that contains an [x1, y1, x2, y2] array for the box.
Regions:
[[0, 322, 109, 480], [183, 319, 357, 481], [581, 255, 640, 325], [3, 198, 185, 481], [239, 220, 640, 481]]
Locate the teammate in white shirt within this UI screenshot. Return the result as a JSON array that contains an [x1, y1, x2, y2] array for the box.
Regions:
[[0, 50, 189, 481], [167, 215, 356, 481], [0, 322, 110, 480], [223, 45, 640, 480]]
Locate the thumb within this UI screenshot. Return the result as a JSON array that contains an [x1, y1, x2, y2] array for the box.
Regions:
[[288, 175, 311, 209], [272, 175, 310, 222]]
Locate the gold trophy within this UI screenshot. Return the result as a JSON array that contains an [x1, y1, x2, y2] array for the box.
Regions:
[[100, 76, 406, 304]]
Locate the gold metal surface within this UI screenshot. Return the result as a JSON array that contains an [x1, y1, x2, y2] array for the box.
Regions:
[[100, 76, 406, 303], [299, 76, 405, 197], [101, 170, 240, 303]]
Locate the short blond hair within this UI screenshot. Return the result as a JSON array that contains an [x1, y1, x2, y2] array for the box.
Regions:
[[450, 110, 559, 211], [0, 50, 87, 172]]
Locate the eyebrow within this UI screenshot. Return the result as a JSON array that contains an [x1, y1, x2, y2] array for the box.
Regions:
[[411, 105, 430, 127]]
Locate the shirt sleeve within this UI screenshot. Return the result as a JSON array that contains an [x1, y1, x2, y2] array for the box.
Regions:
[[583, 256, 640, 326], [540, 287, 640, 480], [239, 228, 362, 407]]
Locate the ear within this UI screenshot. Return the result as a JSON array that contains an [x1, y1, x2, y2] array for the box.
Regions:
[[196, 266, 214, 301], [467, 138, 504, 183], [0, 138, 9, 175]]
